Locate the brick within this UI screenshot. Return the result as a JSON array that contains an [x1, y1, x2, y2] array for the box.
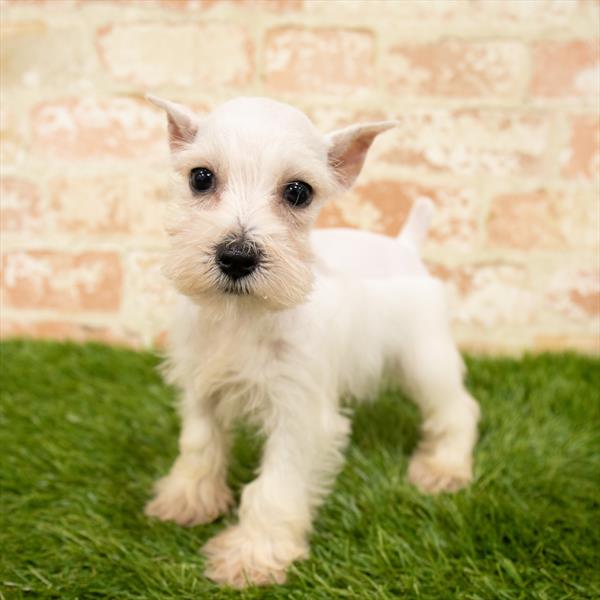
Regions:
[[487, 190, 565, 250], [0, 319, 136, 346], [561, 115, 600, 180], [121, 252, 176, 345], [0, 105, 29, 169], [562, 190, 600, 251], [30, 97, 166, 161], [304, 0, 463, 19], [48, 172, 168, 236], [385, 41, 527, 98], [264, 27, 375, 94], [547, 266, 600, 320], [430, 262, 538, 328], [160, 0, 302, 10], [1, 20, 90, 90], [1, 251, 122, 312], [317, 180, 479, 250], [97, 23, 253, 87], [0, 178, 41, 232], [531, 40, 600, 98], [471, 0, 586, 23], [376, 110, 552, 177]]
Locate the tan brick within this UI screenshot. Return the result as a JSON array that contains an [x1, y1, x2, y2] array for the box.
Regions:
[[0, 178, 41, 232], [0, 20, 91, 90], [30, 97, 166, 161], [531, 40, 600, 98], [264, 27, 375, 94], [0, 319, 137, 346], [487, 190, 566, 250], [471, 0, 586, 23], [304, 0, 464, 19], [1, 251, 122, 312], [48, 172, 168, 236], [160, 0, 301, 10], [562, 190, 600, 251], [561, 115, 600, 180], [97, 23, 253, 87], [377, 110, 552, 177], [385, 41, 527, 99], [317, 180, 479, 250], [121, 252, 176, 345], [0, 105, 29, 169]]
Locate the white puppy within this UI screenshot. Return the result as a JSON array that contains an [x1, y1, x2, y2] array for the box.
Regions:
[[144, 96, 480, 588]]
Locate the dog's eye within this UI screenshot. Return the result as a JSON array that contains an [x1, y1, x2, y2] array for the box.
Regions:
[[189, 167, 214, 193], [283, 181, 313, 208]]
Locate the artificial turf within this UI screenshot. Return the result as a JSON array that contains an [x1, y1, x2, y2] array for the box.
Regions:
[[0, 340, 598, 599]]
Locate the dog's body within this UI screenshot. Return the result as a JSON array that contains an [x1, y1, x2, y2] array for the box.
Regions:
[[144, 96, 480, 587]]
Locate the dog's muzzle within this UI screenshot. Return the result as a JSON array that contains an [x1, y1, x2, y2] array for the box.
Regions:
[[215, 238, 261, 281]]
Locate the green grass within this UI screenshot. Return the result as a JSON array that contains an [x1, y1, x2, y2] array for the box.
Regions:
[[1, 340, 599, 599]]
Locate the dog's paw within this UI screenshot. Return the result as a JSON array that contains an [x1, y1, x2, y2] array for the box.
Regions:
[[408, 451, 472, 494], [145, 473, 233, 527], [202, 525, 308, 588]]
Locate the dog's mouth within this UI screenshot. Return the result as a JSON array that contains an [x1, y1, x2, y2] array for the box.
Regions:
[[222, 281, 252, 296]]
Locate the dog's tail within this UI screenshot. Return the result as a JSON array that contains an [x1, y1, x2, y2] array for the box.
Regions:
[[397, 197, 435, 250]]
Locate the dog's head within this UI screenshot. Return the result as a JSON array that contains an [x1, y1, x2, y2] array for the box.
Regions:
[[149, 95, 394, 311]]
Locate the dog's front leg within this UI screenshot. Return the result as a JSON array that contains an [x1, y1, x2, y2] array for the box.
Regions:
[[203, 393, 350, 588], [145, 390, 233, 526]]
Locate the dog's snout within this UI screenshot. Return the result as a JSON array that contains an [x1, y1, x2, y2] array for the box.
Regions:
[[216, 240, 260, 280]]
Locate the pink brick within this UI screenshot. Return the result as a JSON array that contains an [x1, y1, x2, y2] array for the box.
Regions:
[[377, 110, 552, 177], [97, 23, 253, 87], [30, 97, 166, 161], [531, 40, 600, 98], [0, 178, 42, 232], [265, 27, 375, 94], [1, 251, 122, 312], [561, 115, 600, 180], [547, 266, 600, 320], [487, 190, 565, 250], [386, 40, 527, 98]]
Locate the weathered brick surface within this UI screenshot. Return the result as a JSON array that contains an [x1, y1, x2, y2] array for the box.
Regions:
[[385, 41, 527, 99], [1, 0, 598, 353], [561, 115, 600, 180], [376, 110, 553, 177], [0, 178, 42, 232], [487, 190, 566, 250], [31, 97, 166, 161], [47, 172, 168, 235], [531, 40, 600, 99], [97, 23, 253, 88], [264, 28, 375, 94], [1, 252, 122, 312]]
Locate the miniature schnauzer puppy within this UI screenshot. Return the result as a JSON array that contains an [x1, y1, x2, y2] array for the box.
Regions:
[[144, 95, 480, 588]]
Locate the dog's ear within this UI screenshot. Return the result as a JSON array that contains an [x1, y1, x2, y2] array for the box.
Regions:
[[326, 121, 397, 189], [146, 94, 199, 152]]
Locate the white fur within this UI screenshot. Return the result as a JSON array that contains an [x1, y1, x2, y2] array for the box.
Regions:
[[144, 96, 480, 588]]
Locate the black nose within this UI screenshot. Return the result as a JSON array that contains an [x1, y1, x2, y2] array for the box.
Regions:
[[216, 240, 260, 280]]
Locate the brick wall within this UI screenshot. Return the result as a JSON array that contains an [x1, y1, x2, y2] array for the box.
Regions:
[[1, 0, 598, 353]]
